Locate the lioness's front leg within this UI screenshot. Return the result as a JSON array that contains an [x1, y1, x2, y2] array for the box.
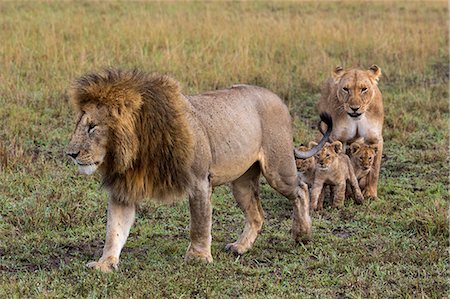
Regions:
[[185, 178, 213, 263], [87, 197, 136, 272]]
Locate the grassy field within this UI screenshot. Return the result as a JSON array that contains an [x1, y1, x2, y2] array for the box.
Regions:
[[0, 1, 448, 298]]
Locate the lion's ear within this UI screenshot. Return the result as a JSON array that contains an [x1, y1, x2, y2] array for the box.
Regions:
[[332, 140, 343, 154], [308, 141, 318, 149], [350, 142, 361, 155], [368, 65, 382, 83], [332, 66, 345, 83]]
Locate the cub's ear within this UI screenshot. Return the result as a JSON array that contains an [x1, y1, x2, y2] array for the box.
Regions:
[[368, 65, 382, 83], [332, 140, 343, 154], [308, 141, 318, 149], [350, 142, 361, 155], [369, 144, 379, 154], [332, 66, 345, 82]]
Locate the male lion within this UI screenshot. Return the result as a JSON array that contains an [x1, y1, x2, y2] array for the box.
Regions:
[[310, 141, 364, 210], [317, 65, 383, 200], [66, 69, 332, 272]]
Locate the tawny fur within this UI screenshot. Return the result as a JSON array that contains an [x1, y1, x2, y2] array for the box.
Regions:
[[295, 142, 317, 188], [317, 65, 384, 200], [66, 68, 331, 272], [347, 138, 378, 198], [70, 69, 194, 203], [310, 141, 364, 210]]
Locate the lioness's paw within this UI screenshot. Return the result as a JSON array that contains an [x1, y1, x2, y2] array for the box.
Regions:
[[86, 256, 119, 273], [224, 242, 246, 256]]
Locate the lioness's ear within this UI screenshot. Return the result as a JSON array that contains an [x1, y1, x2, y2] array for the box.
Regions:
[[368, 65, 382, 83], [332, 141, 343, 154], [308, 141, 318, 149], [350, 143, 361, 155], [332, 66, 345, 83]]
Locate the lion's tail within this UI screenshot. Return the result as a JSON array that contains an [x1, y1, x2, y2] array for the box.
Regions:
[[294, 112, 332, 159]]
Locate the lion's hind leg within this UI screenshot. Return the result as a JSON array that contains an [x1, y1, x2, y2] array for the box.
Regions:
[[260, 154, 311, 244], [226, 163, 264, 255]]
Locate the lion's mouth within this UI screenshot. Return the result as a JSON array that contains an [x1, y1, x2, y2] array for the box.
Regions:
[[77, 161, 100, 166], [348, 112, 362, 118]]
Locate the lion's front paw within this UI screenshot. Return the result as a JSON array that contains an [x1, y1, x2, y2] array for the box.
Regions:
[[185, 246, 213, 264], [86, 256, 119, 273]]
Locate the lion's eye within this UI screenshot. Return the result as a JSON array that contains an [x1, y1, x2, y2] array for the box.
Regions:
[[361, 87, 368, 93], [342, 87, 349, 93], [88, 124, 97, 134]]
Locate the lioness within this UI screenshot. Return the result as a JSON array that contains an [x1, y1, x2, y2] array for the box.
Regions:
[[66, 69, 332, 272], [317, 65, 383, 199], [310, 141, 364, 210]]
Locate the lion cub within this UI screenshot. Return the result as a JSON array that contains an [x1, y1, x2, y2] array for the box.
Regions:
[[310, 141, 364, 210], [347, 138, 378, 197], [295, 142, 317, 188]]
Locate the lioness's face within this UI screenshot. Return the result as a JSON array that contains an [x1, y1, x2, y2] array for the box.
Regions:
[[333, 66, 381, 120], [316, 141, 342, 170], [66, 105, 109, 175]]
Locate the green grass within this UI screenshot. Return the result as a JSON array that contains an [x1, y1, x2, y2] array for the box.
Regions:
[[0, 1, 448, 298]]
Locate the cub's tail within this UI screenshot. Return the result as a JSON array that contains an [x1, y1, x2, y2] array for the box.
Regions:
[[294, 112, 332, 159]]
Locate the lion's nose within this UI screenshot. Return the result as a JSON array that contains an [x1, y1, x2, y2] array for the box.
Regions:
[[350, 106, 360, 112], [67, 151, 80, 159]]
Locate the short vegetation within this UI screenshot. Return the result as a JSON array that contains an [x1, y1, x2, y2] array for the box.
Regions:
[[0, 2, 448, 298]]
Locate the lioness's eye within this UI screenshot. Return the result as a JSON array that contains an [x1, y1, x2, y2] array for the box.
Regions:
[[342, 87, 349, 93], [361, 87, 368, 93]]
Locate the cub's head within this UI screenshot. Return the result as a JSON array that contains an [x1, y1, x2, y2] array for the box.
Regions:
[[333, 65, 381, 120], [295, 142, 317, 173], [316, 141, 342, 170], [66, 69, 144, 175], [349, 141, 378, 171]]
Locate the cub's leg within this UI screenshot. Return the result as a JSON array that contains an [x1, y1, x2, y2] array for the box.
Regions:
[[226, 163, 264, 255], [311, 179, 325, 211], [317, 188, 325, 211], [365, 140, 383, 200], [185, 177, 213, 263], [87, 198, 136, 272], [331, 182, 346, 208], [348, 167, 364, 204]]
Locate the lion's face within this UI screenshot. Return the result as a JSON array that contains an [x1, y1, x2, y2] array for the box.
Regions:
[[66, 104, 110, 175], [316, 141, 342, 170], [350, 142, 378, 171], [333, 65, 381, 120]]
